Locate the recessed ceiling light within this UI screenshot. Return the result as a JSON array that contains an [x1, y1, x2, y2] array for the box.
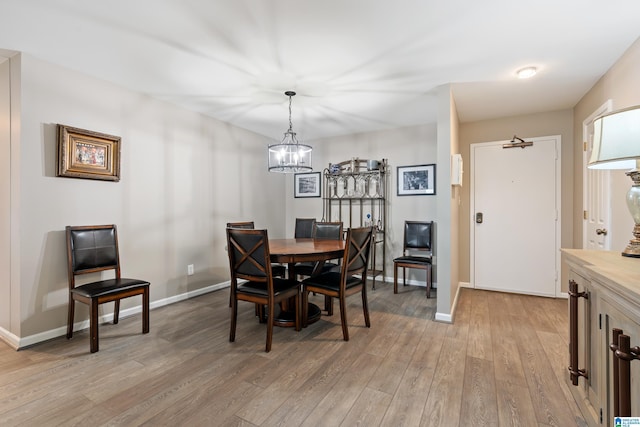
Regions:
[[517, 67, 537, 79]]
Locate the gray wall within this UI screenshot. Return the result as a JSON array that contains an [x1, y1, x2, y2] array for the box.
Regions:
[[3, 53, 286, 345]]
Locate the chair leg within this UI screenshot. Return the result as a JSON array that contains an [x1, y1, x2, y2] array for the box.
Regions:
[[426, 265, 432, 299], [302, 289, 309, 328], [295, 291, 301, 332], [339, 295, 349, 341], [143, 287, 150, 333], [393, 263, 399, 294], [403, 267, 407, 287], [229, 298, 237, 343], [67, 296, 75, 339], [90, 298, 99, 353], [362, 286, 371, 328], [325, 295, 333, 316], [113, 299, 120, 324], [266, 302, 275, 352]]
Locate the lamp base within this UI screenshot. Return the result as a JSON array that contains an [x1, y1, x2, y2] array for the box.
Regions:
[[622, 223, 640, 257]]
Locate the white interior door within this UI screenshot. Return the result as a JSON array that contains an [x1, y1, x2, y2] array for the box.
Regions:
[[471, 136, 560, 297], [584, 101, 612, 250]]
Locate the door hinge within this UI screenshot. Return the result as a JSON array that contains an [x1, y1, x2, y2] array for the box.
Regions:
[[584, 210, 588, 220], [584, 141, 588, 152], [600, 408, 603, 423]]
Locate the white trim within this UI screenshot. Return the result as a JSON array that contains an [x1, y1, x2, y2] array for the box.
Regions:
[[435, 280, 463, 323], [3, 281, 230, 350], [582, 99, 613, 249]]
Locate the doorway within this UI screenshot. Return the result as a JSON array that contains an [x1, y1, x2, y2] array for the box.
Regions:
[[470, 136, 561, 297]]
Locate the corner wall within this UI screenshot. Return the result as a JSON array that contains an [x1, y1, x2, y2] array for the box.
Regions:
[[4, 53, 286, 346]]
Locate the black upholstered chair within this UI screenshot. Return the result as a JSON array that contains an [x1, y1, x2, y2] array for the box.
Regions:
[[226, 221, 286, 278], [226, 227, 301, 352], [295, 221, 343, 278], [294, 218, 316, 238], [301, 226, 373, 338], [65, 224, 150, 353], [393, 221, 433, 298]]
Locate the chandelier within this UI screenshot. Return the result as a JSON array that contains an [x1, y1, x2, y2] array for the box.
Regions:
[[268, 91, 313, 173]]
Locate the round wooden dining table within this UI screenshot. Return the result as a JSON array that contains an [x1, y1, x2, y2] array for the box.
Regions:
[[269, 238, 345, 327]]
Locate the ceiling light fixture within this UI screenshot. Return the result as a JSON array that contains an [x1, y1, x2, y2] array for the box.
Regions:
[[517, 67, 537, 79], [268, 91, 313, 173]]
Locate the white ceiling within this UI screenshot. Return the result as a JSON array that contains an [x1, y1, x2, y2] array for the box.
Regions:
[[1, 0, 640, 141]]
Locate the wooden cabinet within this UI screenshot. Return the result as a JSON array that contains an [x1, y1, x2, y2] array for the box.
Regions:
[[562, 250, 640, 426], [323, 158, 387, 286]]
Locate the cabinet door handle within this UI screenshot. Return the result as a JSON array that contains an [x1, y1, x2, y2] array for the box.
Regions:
[[596, 228, 608, 235], [568, 280, 589, 386]]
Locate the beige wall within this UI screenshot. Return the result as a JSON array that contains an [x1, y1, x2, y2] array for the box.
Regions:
[[3, 53, 287, 345], [458, 109, 574, 284], [297, 123, 439, 285], [572, 37, 640, 251]]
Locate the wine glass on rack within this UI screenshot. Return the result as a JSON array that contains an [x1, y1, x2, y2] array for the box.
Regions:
[[369, 173, 380, 198], [336, 175, 346, 198], [328, 176, 338, 198]]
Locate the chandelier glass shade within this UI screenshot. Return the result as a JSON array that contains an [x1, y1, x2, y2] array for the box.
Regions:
[[268, 91, 313, 173]]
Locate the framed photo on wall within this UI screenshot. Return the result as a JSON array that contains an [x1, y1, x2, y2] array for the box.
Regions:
[[57, 124, 121, 182], [294, 172, 321, 198], [397, 164, 436, 196]]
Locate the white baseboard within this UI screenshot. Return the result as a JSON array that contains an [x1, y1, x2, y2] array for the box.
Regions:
[[1, 281, 231, 350]]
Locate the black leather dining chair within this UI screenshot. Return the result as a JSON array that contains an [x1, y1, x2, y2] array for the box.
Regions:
[[294, 218, 316, 238], [65, 224, 150, 353], [226, 227, 301, 352], [301, 226, 373, 338], [393, 221, 433, 298], [226, 221, 286, 278], [295, 221, 343, 278]]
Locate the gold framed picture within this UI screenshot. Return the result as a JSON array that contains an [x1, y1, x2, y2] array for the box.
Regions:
[[57, 125, 121, 182]]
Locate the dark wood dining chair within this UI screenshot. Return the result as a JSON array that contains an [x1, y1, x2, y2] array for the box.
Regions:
[[226, 227, 301, 352], [296, 222, 344, 314], [301, 226, 373, 339], [295, 221, 343, 278], [393, 221, 433, 298], [295, 218, 316, 238], [65, 224, 150, 353], [226, 221, 286, 278]]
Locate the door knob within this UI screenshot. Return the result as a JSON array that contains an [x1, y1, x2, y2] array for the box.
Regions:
[[596, 228, 608, 236]]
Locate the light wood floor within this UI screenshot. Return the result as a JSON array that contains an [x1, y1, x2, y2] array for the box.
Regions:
[[0, 284, 586, 426]]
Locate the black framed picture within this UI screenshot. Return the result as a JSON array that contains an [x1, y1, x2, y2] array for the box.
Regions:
[[397, 164, 436, 196], [294, 172, 321, 198]]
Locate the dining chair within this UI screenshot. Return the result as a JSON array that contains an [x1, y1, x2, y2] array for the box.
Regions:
[[65, 224, 150, 353], [301, 226, 373, 339], [294, 218, 316, 238], [295, 221, 344, 278], [226, 227, 301, 352], [393, 221, 433, 298], [226, 221, 286, 278]]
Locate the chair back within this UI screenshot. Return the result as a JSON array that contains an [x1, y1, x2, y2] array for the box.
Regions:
[[295, 218, 316, 238], [403, 221, 432, 255], [226, 228, 273, 284], [313, 222, 343, 240], [66, 225, 121, 288], [226, 221, 255, 229], [342, 227, 374, 279]]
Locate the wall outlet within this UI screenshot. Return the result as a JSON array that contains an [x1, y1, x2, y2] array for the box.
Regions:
[[187, 264, 194, 276]]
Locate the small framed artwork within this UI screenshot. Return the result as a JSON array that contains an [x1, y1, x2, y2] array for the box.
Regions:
[[294, 172, 321, 198], [397, 164, 436, 196], [57, 124, 121, 182]]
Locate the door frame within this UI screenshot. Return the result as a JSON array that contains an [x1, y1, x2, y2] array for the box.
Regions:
[[582, 99, 612, 249], [470, 135, 562, 297]]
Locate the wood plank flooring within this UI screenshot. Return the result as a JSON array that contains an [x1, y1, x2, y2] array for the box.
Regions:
[[0, 285, 587, 426]]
